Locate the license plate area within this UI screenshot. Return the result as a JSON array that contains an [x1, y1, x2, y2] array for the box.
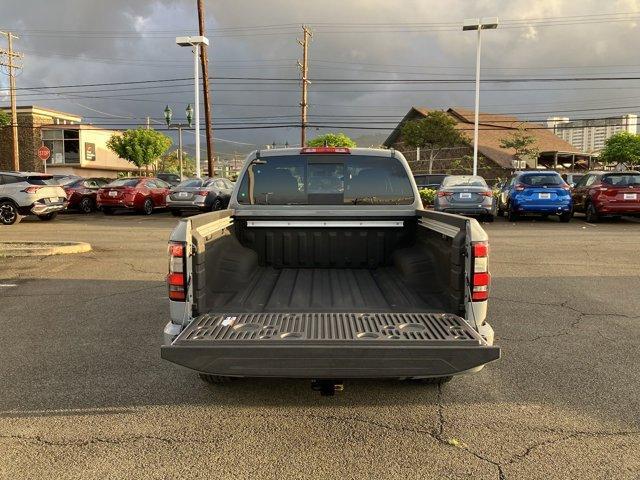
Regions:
[[459, 193, 472, 199], [623, 193, 637, 200], [108, 191, 118, 197], [538, 193, 551, 199]]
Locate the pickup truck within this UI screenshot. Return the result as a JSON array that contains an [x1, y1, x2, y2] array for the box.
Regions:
[[161, 147, 500, 394]]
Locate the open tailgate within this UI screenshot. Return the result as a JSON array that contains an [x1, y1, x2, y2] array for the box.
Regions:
[[161, 312, 500, 378]]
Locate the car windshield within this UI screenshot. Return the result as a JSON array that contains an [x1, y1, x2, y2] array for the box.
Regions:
[[520, 173, 564, 186], [602, 173, 640, 187], [237, 154, 414, 205], [177, 179, 204, 188], [107, 178, 140, 187], [442, 175, 488, 187]]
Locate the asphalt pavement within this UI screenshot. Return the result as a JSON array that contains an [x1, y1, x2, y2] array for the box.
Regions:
[[0, 211, 638, 479]]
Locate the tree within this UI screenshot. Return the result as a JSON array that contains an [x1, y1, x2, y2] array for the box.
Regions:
[[0, 110, 10, 127], [307, 132, 357, 148], [598, 131, 640, 167], [156, 150, 196, 176], [107, 128, 172, 174], [401, 111, 468, 174], [499, 125, 539, 166]]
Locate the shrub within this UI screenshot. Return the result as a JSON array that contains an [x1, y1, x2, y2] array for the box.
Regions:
[[419, 188, 437, 206]]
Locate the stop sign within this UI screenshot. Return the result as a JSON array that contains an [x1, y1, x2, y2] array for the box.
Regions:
[[37, 145, 51, 161]]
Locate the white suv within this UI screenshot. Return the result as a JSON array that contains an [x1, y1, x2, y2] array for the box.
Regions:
[[0, 172, 68, 225]]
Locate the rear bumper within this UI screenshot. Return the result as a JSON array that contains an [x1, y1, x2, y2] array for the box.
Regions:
[[18, 202, 67, 216], [515, 203, 572, 214], [596, 203, 640, 215], [97, 198, 136, 209], [161, 312, 500, 378], [167, 199, 207, 210], [438, 207, 493, 216]]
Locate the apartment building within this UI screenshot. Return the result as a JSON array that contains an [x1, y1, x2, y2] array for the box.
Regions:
[[547, 114, 637, 153]]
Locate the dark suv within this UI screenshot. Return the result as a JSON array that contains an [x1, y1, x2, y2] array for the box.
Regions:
[[572, 171, 640, 222]]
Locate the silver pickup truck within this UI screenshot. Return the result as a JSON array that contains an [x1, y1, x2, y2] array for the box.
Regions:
[[161, 147, 499, 394]]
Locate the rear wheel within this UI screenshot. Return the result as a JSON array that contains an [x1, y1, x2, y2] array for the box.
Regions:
[[482, 213, 494, 223], [0, 200, 21, 225], [585, 202, 600, 223], [79, 196, 94, 214], [142, 198, 154, 215], [559, 211, 573, 223], [507, 204, 519, 222], [37, 212, 57, 221], [211, 198, 223, 211], [170, 209, 182, 217], [199, 373, 235, 385]]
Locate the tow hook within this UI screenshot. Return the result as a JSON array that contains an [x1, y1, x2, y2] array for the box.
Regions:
[[311, 379, 344, 396]]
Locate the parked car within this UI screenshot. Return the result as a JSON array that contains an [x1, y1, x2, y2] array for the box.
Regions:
[[414, 173, 447, 190], [561, 172, 585, 188], [161, 147, 499, 394], [167, 177, 234, 216], [97, 177, 171, 215], [0, 172, 67, 225], [571, 170, 640, 222], [51, 174, 82, 185], [434, 175, 495, 221], [157, 172, 181, 187], [497, 171, 572, 222], [63, 177, 111, 213]]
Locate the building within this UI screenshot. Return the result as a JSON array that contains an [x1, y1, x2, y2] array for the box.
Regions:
[[547, 114, 637, 153], [384, 107, 593, 182], [0, 105, 137, 177]]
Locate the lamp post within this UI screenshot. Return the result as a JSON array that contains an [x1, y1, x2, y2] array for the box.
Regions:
[[463, 17, 498, 176], [164, 104, 193, 180], [176, 35, 209, 178]]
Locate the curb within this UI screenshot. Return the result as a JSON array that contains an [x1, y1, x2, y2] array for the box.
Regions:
[[0, 241, 92, 257]]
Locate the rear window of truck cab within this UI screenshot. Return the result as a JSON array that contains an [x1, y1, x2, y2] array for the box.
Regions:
[[237, 154, 414, 205]]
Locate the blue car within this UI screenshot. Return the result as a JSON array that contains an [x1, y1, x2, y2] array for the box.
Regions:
[[497, 171, 573, 222]]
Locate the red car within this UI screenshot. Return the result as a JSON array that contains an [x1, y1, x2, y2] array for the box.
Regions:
[[62, 177, 111, 213], [97, 177, 172, 215], [572, 170, 640, 222]]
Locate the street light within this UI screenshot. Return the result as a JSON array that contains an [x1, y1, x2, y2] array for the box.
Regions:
[[463, 17, 498, 176], [164, 104, 193, 181], [176, 35, 209, 178]]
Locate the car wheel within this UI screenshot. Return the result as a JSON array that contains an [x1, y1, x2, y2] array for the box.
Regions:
[[102, 207, 114, 215], [170, 209, 182, 217], [507, 204, 519, 222], [142, 198, 154, 215], [0, 200, 21, 225], [199, 373, 235, 385], [585, 202, 599, 223], [482, 214, 495, 223], [79, 197, 94, 214], [37, 212, 57, 221], [559, 211, 573, 223], [211, 198, 223, 211]]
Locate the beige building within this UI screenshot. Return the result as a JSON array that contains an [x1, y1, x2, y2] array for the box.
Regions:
[[547, 114, 638, 153], [0, 105, 137, 177]]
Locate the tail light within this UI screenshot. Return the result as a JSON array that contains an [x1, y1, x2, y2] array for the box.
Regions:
[[514, 183, 526, 192], [561, 183, 571, 191], [300, 147, 350, 154], [480, 191, 493, 197], [22, 186, 42, 194], [167, 241, 187, 301], [437, 191, 452, 197], [471, 241, 490, 302], [197, 190, 208, 196]]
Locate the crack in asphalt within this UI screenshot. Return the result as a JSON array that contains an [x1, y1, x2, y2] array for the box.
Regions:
[[492, 296, 639, 343], [123, 262, 164, 276]]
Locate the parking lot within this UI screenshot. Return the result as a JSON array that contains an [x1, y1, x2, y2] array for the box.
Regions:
[[1, 212, 638, 480]]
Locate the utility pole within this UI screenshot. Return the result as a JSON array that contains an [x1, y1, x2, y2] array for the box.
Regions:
[[297, 25, 312, 147], [0, 31, 23, 171], [197, 0, 214, 177]]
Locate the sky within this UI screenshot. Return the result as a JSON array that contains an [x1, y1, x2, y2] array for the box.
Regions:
[[2, 0, 640, 156]]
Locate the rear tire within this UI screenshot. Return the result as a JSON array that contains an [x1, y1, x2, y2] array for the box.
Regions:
[[79, 197, 94, 214], [211, 198, 223, 211], [170, 209, 182, 217], [482, 214, 494, 223], [199, 373, 235, 385], [0, 200, 21, 225], [507, 204, 519, 222], [585, 202, 599, 223], [37, 212, 57, 221], [559, 211, 572, 223], [142, 198, 154, 215]]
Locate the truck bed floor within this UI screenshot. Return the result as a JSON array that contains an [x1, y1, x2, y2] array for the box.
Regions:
[[207, 267, 448, 314]]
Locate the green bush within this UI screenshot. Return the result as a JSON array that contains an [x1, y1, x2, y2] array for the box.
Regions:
[[419, 188, 437, 206]]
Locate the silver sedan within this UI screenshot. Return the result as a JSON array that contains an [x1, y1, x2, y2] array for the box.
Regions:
[[433, 175, 495, 221]]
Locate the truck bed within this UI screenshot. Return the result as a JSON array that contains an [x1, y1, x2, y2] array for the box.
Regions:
[[206, 266, 449, 314]]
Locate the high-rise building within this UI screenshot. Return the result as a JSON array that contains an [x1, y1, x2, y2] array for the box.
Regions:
[[547, 114, 637, 153]]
